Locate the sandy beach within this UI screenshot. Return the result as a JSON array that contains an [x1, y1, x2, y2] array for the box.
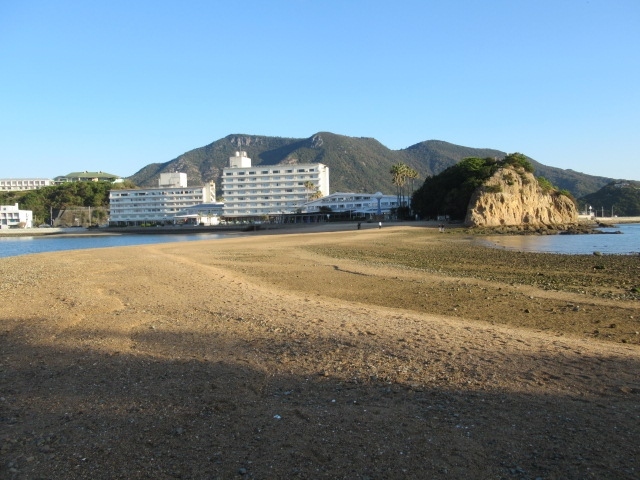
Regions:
[[1, 224, 639, 479]]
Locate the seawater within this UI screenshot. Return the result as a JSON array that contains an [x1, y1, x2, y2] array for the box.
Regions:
[[477, 223, 640, 255], [0, 232, 236, 259], [2, 223, 639, 258]]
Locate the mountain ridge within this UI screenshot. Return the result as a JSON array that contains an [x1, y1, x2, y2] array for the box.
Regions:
[[128, 133, 616, 199]]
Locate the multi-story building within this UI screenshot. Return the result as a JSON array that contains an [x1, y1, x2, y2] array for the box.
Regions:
[[108, 173, 215, 226], [0, 178, 54, 192], [0, 203, 33, 229], [221, 151, 329, 217], [303, 192, 399, 218]]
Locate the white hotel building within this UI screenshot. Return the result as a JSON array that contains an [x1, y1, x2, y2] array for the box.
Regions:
[[0, 178, 54, 191], [108, 173, 216, 226], [222, 151, 329, 217], [302, 192, 399, 218]]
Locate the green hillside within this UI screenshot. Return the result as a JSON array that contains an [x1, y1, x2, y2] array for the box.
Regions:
[[578, 181, 640, 216], [128, 133, 615, 199]]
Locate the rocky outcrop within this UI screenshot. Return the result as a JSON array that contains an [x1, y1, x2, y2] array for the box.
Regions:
[[464, 167, 578, 227]]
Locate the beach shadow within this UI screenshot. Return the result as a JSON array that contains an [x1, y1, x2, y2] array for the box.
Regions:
[[2, 321, 639, 479]]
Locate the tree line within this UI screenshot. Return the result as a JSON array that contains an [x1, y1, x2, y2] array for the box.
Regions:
[[0, 181, 134, 226]]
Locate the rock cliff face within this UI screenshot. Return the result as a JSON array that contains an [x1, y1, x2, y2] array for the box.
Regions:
[[464, 167, 578, 227]]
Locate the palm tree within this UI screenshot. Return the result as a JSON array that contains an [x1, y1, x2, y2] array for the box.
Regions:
[[391, 163, 419, 219], [310, 189, 323, 200], [303, 181, 315, 202], [390, 162, 409, 208], [405, 166, 419, 213]]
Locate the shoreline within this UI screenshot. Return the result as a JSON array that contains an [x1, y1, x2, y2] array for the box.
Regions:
[[0, 220, 419, 238], [2, 216, 639, 238]]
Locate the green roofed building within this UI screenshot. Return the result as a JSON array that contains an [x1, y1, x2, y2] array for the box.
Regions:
[[55, 171, 123, 183]]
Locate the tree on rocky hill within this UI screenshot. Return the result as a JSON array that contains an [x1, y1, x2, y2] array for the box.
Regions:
[[411, 154, 540, 220]]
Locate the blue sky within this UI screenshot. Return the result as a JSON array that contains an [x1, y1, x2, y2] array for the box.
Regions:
[[1, 0, 639, 182]]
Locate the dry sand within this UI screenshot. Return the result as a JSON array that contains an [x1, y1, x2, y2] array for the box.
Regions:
[[1, 224, 639, 479]]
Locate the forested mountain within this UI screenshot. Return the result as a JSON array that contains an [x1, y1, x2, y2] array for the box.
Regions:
[[128, 133, 615, 199], [578, 181, 640, 216]]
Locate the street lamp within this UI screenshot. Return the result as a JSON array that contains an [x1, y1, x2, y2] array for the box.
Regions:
[[374, 192, 383, 216]]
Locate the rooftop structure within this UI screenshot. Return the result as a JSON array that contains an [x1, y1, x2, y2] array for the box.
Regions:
[[159, 172, 187, 188]]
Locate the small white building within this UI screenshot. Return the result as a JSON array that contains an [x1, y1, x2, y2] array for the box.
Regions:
[[108, 173, 216, 226], [0, 178, 54, 192], [0, 203, 33, 229], [222, 151, 329, 217], [175, 202, 225, 226], [302, 192, 398, 218]]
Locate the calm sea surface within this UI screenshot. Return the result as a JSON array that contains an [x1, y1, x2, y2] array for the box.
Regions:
[[476, 223, 640, 255], [0, 232, 238, 258]]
